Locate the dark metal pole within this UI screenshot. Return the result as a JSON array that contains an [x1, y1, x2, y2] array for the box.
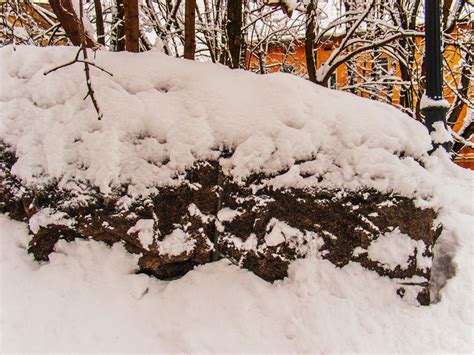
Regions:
[[422, 0, 452, 153]]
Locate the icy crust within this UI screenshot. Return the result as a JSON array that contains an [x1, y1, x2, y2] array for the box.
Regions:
[[0, 46, 435, 202]]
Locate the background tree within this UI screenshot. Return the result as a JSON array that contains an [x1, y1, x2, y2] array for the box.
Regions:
[[123, 0, 139, 51], [49, 0, 97, 47], [226, 0, 243, 68], [184, 0, 196, 59]]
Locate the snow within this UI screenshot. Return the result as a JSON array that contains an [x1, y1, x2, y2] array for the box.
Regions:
[[0, 46, 473, 352], [367, 228, 427, 271], [420, 93, 451, 110], [263, 218, 324, 255], [0, 46, 439, 204], [29, 208, 76, 234], [217, 207, 242, 222], [157, 228, 195, 256], [430, 121, 453, 144], [265, 219, 289, 246], [127, 219, 155, 249], [1, 209, 472, 353]]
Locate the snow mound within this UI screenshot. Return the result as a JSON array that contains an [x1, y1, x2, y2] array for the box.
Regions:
[[1, 46, 434, 200], [1, 213, 472, 353]]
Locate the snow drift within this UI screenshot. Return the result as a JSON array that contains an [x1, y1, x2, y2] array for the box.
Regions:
[[1, 46, 433, 199], [0, 46, 472, 313]]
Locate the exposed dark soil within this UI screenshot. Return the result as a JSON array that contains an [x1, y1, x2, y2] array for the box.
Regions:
[[0, 143, 440, 305]]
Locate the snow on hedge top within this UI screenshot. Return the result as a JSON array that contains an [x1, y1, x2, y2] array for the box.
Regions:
[[1, 46, 435, 199]]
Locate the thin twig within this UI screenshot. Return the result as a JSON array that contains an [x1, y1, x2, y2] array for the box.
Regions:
[[81, 45, 103, 120], [42, 0, 111, 121], [43, 47, 81, 75], [76, 60, 114, 76]]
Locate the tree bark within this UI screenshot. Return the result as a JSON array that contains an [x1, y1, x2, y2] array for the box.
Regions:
[[305, 0, 317, 83], [94, 0, 105, 45], [184, 0, 196, 59], [226, 0, 243, 68], [114, 0, 126, 51], [123, 0, 139, 52], [49, 0, 96, 47]]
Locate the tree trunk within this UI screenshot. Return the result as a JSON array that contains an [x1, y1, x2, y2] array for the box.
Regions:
[[305, 0, 317, 83], [49, 0, 96, 47], [123, 0, 139, 52], [184, 0, 196, 59], [94, 0, 105, 45], [114, 0, 126, 51], [226, 0, 243, 68]]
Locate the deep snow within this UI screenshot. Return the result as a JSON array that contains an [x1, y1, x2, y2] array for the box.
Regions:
[[0, 202, 472, 353], [1, 46, 438, 203], [0, 46, 473, 352]]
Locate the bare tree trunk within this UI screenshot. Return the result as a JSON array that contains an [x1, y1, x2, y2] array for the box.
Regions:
[[123, 0, 139, 52], [114, 0, 126, 51], [94, 0, 105, 45], [305, 0, 317, 83], [49, 0, 96, 47], [226, 0, 243, 68], [184, 0, 196, 59]]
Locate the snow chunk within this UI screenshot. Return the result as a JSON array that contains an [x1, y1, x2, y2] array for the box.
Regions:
[[29, 208, 75, 234], [420, 94, 450, 110], [188, 203, 213, 223], [352, 247, 367, 257], [217, 208, 242, 222], [157, 229, 195, 256], [127, 219, 155, 249], [265, 219, 291, 246], [367, 228, 426, 270], [223, 233, 258, 252], [430, 121, 453, 145]]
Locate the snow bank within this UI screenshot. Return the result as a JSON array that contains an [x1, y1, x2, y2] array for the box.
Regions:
[[0, 46, 435, 202], [1, 213, 472, 353], [1, 46, 473, 352]]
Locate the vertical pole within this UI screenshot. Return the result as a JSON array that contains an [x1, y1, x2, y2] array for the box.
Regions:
[[422, 0, 451, 152]]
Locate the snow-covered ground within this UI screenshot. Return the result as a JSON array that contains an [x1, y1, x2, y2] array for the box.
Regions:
[[1, 190, 472, 353], [0, 46, 473, 352], [1, 155, 473, 352]]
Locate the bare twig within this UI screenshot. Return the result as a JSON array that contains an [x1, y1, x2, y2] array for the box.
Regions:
[[43, 0, 111, 120]]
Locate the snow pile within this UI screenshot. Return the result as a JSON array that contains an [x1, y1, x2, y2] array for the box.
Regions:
[[366, 228, 429, 271], [0, 46, 473, 352], [1, 46, 435, 202], [156, 228, 195, 256], [127, 219, 155, 249], [1, 206, 472, 352], [28, 207, 76, 234]]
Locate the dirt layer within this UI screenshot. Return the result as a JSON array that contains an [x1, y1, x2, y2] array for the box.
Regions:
[[1, 146, 440, 305]]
